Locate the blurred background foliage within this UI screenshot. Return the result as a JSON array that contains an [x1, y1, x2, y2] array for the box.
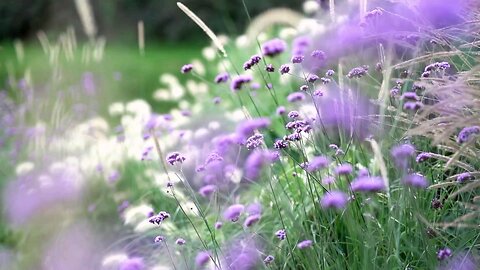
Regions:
[[0, 0, 303, 42]]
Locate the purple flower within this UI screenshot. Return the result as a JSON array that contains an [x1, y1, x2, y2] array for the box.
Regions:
[[306, 156, 330, 172], [175, 238, 186, 245], [416, 152, 431, 163], [244, 214, 261, 227], [287, 92, 306, 102], [311, 50, 326, 60], [223, 204, 244, 222], [280, 64, 290, 75], [335, 163, 353, 175], [291, 55, 304, 64], [263, 255, 275, 265], [320, 77, 331, 84], [243, 54, 262, 70], [403, 101, 423, 111], [351, 176, 386, 192], [358, 168, 369, 177], [236, 118, 271, 139], [401, 92, 419, 101], [275, 229, 286, 240], [437, 247, 452, 261], [391, 143, 415, 169], [347, 65, 369, 78], [246, 202, 262, 216], [300, 84, 309, 91], [214, 72, 229, 83], [326, 70, 335, 77], [288, 111, 300, 119], [262, 38, 287, 57], [265, 64, 275, 72], [231, 74, 252, 91], [199, 184, 216, 197], [119, 257, 145, 270], [148, 211, 170, 225], [276, 106, 286, 115], [181, 64, 193, 74], [320, 190, 348, 210], [245, 134, 264, 150], [213, 96, 222, 104], [456, 172, 473, 183], [402, 173, 428, 188], [292, 36, 311, 56], [322, 177, 335, 185], [297, 240, 313, 249], [166, 152, 186, 165], [307, 74, 319, 83], [273, 139, 289, 149], [457, 126, 480, 144], [154, 235, 165, 243], [195, 251, 211, 267], [224, 236, 261, 270], [215, 221, 223, 229]]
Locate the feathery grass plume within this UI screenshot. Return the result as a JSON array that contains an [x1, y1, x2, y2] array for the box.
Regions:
[[74, 0, 97, 40], [177, 2, 227, 57], [245, 8, 304, 41]]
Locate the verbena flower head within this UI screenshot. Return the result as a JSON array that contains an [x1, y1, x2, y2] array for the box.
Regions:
[[280, 64, 290, 75], [391, 143, 415, 169], [215, 221, 223, 229], [199, 184, 216, 197], [347, 65, 368, 78], [175, 238, 186, 245], [307, 74, 319, 83], [148, 211, 170, 225], [437, 247, 452, 261], [288, 111, 300, 119], [297, 240, 313, 249], [456, 172, 473, 183], [230, 74, 252, 91], [326, 69, 335, 77], [181, 64, 193, 74], [265, 64, 275, 72], [263, 255, 274, 265], [291, 55, 305, 64], [300, 84, 309, 91], [236, 118, 271, 140], [311, 50, 326, 60], [244, 151, 267, 181], [214, 72, 229, 83], [276, 106, 286, 115], [224, 236, 261, 270], [119, 257, 145, 270], [306, 156, 330, 172], [274, 139, 289, 149], [195, 251, 211, 267], [245, 134, 264, 150], [287, 92, 306, 103], [223, 204, 244, 222], [244, 214, 261, 227], [243, 54, 262, 70], [262, 38, 287, 57], [335, 163, 353, 175], [166, 152, 186, 165], [402, 173, 428, 188], [351, 176, 386, 192], [457, 126, 480, 144], [292, 35, 311, 56], [403, 101, 423, 111], [416, 152, 431, 163], [246, 202, 262, 216], [275, 229, 286, 240], [320, 190, 348, 210], [401, 92, 419, 101], [154, 235, 165, 243]]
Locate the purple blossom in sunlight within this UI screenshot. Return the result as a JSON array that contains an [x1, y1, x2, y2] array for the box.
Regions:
[[265, 64, 275, 72], [402, 173, 428, 188], [246, 203, 262, 216], [416, 152, 431, 163], [322, 176, 335, 185], [215, 222, 223, 229], [244, 150, 274, 181], [280, 64, 290, 75], [244, 214, 261, 227], [306, 156, 330, 172], [262, 38, 287, 57], [287, 92, 305, 102], [223, 204, 244, 222], [311, 50, 326, 60], [437, 248, 452, 261], [292, 36, 311, 56], [166, 152, 185, 165], [276, 106, 286, 115], [285, 132, 302, 142], [291, 55, 304, 64], [326, 70, 335, 77], [403, 101, 423, 111], [214, 72, 229, 83], [313, 89, 323, 96], [154, 235, 165, 243], [181, 64, 193, 73], [335, 163, 353, 175], [231, 74, 252, 91], [275, 229, 286, 240], [119, 257, 146, 270], [391, 143, 415, 169], [297, 240, 313, 249], [347, 65, 369, 78], [176, 238, 186, 245], [199, 184, 216, 197], [264, 255, 275, 265], [364, 7, 383, 19], [456, 172, 473, 183], [288, 111, 300, 119], [243, 54, 262, 70], [195, 251, 211, 267], [307, 74, 319, 83], [457, 126, 480, 144], [320, 190, 348, 210], [273, 139, 289, 149], [351, 176, 386, 192], [245, 134, 264, 150]]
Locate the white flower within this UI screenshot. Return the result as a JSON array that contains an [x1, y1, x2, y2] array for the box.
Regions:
[[202, 46, 216, 61], [108, 102, 124, 116]]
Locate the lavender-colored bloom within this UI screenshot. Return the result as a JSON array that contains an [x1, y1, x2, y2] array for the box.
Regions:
[[148, 211, 170, 225], [306, 156, 330, 172], [297, 240, 313, 249], [437, 248, 452, 261], [391, 143, 415, 169], [335, 163, 353, 175], [307, 74, 319, 83], [244, 150, 276, 181], [107, 170, 121, 183], [438, 251, 478, 270], [300, 84, 309, 91], [292, 36, 311, 56], [213, 96, 222, 104], [223, 204, 244, 222], [166, 152, 186, 165], [313, 89, 323, 96], [119, 257, 145, 270], [266, 83, 273, 90], [224, 236, 261, 270], [275, 229, 286, 240], [215, 222, 223, 229], [403, 101, 423, 111], [82, 72, 96, 95], [347, 65, 369, 78], [245, 134, 264, 150], [285, 132, 302, 141], [118, 200, 130, 213], [320, 77, 331, 84], [274, 139, 289, 149], [231, 74, 252, 91], [402, 173, 428, 188], [154, 235, 165, 243], [401, 92, 419, 101], [265, 64, 275, 72], [457, 126, 480, 144], [456, 172, 473, 183], [351, 176, 386, 192], [287, 92, 306, 102], [181, 64, 193, 74], [199, 185, 216, 197], [276, 106, 286, 115], [175, 238, 186, 245], [311, 50, 326, 60], [291, 55, 304, 64], [262, 38, 287, 57], [416, 152, 431, 163], [195, 251, 211, 267], [358, 168, 369, 177], [243, 55, 262, 70], [264, 255, 275, 265], [280, 64, 290, 75], [236, 118, 270, 139], [326, 70, 335, 77], [322, 176, 335, 185], [214, 72, 229, 83], [288, 111, 300, 119], [244, 214, 261, 227], [320, 190, 348, 210], [246, 203, 262, 216]]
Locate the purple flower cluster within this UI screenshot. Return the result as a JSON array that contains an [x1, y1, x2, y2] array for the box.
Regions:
[[346, 65, 369, 78], [280, 64, 290, 75], [223, 204, 244, 222], [287, 92, 306, 103], [391, 143, 415, 169], [262, 38, 287, 57], [214, 72, 229, 83], [437, 247, 452, 261], [231, 74, 253, 91], [457, 126, 480, 144], [320, 190, 348, 210], [402, 173, 428, 188], [148, 211, 170, 225], [245, 134, 264, 150], [351, 176, 385, 192], [166, 152, 186, 165], [335, 163, 353, 175], [243, 54, 262, 70], [456, 172, 473, 183], [265, 64, 275, 72], [416, 152, 431, 163], [181, 64, 193, 74], [291, 55, 305, 64], [297, 240, 313, 249], [306, 156, 329, 172], [275, 229, 286, 240]]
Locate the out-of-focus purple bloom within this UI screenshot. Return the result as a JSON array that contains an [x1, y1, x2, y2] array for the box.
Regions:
[[244, 150, 276, 181], [246, 202, 262, 216], [351, 176, 386, 192], [195, 251, 211, 267], [244, 214, 261, 227], [288, 111, 300, 119], [292, 36, 311, 56], [108, 170, 120, 183], [181, 64, 193, 74], [264, 255, 275, 265], [275, 229, 286, 240], [285, 132, 302, 142], [456, 172, 473, 183], [402, 173, 428, 188], [438, 251, 478, 270], [199, 184, 216, 197], [358, 168, 369, 177], [119, 257, 145, 270], [403, 101, 423, 111], [287, 92, 306, 102], [224, 236, 261, 270], [335, 163, 353, 175], [401, 92, 419, 101], [236, 118, 270, 140], [416, 152, 431, 163], [391, 143, 415, 169], [313, 89, 323, 96], [166, 152, 185, 165], [320, 77, 331, 84], [300, 84, 309, 91], [82, 72, 96, 96], [297, 240, 313, 249], [306, 156, 330, 172], [311, 50, 326, 60], [280, 64, 290, 75], [176, 238, 186, 245], [276, 106, 286, 115], [347, 65, 369, 79], [262, 38, 287, 57], [457, 126, 480, 144], [214, 72, 229, 83], [437, 248, 452, 261], [322, 177, 335, 185], [118, 200, 130, 213], [154, 235, 165, 243], [320, 190, 348, 210], [274, 139, 289, 149], [231, 74, 252, 91], [325, 70, 334, 77], [307, 74, 319, 83], [291, 55, 304, 64], [265, 64, 275, 72], [223, 204, 244, 222], [215, 222, 223, 229], [213, 96, 222, 104]]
